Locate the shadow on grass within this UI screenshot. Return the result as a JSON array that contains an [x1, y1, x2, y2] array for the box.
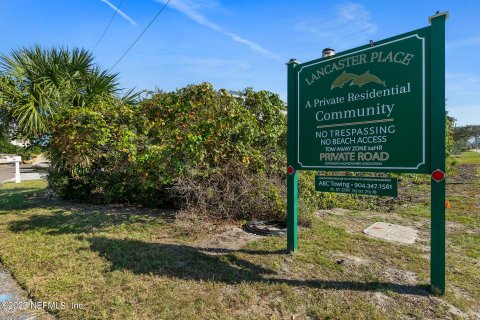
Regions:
[[9, 206, 174, 235], [88, 236, 431, 296], [5, 190, 431, 296], [89, 237, 273, 282], [0, 186, 47, 211]]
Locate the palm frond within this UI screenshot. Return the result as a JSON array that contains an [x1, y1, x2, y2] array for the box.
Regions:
[[0, 45, 125, 137]]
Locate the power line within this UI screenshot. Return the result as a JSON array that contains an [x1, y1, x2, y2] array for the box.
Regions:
[[93, 0, 126, 53], [109, 0, 172, 71]]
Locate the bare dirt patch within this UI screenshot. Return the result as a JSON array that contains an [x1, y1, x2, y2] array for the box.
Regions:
[[192, 223, 263, 254], [332, 253, 370, 268], [449, 164, 478, 184], [315, 208, 350, 217]]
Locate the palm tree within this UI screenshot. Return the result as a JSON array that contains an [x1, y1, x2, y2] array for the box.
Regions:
[[0, 45, 128, 138]]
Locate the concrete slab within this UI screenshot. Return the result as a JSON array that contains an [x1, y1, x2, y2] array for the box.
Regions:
[[0, 264, 53, 319], [363, 222, 418, 244]]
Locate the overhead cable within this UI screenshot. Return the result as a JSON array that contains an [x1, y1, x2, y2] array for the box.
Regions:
[[93, 0, 126, 53], [109, 0, 172, 71]]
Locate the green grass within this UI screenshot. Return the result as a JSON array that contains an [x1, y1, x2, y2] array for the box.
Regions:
[[0, 180, 48, 210], [0, 151, 478, 319], [453, 151, 480, 165]]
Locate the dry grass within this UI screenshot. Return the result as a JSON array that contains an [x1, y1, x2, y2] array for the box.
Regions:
[[0, 151, 478, 319]]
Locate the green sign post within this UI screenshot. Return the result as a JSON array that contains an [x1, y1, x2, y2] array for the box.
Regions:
[[286, 12, 448, 295], [429, 12, 447, 296]]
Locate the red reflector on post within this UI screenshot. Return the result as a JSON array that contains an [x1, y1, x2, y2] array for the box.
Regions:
[[431, 169, 445, 182], [287, 166, 294, 175]]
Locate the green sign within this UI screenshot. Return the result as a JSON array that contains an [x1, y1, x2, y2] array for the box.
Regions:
[[287, 12, 448, 295], [296, 28, 431, 173], [315, 176, 398, 197]]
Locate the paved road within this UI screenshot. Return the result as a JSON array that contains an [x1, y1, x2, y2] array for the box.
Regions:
[[0, 164, 47, 184], [0, 164, 15, 183]]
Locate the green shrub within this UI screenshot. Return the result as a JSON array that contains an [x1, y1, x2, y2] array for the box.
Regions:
[[46, 98, 155, 204], [0, 138, 19, 154], [46, 82, 366, 221], [136, 83, 288, 218]]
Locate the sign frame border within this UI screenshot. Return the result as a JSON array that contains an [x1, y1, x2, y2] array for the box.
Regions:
[[286, 13, 448, 296], [295, 27, 431, 173]]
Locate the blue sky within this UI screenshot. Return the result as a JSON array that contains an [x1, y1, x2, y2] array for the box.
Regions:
[[0, 0, 479, 126]]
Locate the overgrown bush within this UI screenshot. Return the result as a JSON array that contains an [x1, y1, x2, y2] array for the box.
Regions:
[[47, 83, 289, 217], [137, 83, 288, 217], [446, 113, 455, 157], [46, 98, 155, 204], [46, 82, 365, 221], [173, 161, 286, 220]]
